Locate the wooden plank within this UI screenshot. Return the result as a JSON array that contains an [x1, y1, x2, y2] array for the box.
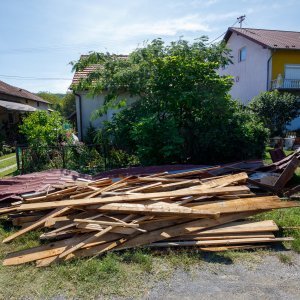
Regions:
[[273, 156, 300, 190], [163, 166, 220, 178], [188, 196, 299, 214], [147, 237, 294, 247], [76, 223, 138, 235], [74, 219, 140, 228], [2, 207, 70, 243], [58, 215, 134, 259], [193, 220, 279, 235], [96, 202, 220, 219], [110, 211, 259, 251], [37, 237, 127, 267], [199, 245, 268, 252], [199, 172, 248, 189], [17, 185, 250, 211], [166, 233, 275, 241], [3, 233, 120, 266]]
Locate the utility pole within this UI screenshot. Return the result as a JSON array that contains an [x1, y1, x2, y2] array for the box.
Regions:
[[237, 15, 246, 28]]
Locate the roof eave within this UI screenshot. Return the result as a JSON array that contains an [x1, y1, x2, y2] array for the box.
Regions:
[[223, 27, 271, 49]]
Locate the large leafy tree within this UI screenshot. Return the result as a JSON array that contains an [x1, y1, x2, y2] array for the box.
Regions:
[[249, 91, 300, 136], [72, 38, 268, 164]]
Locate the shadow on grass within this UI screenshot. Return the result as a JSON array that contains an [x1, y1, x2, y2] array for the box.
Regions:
[[0, 218, 16, 233], [200, 252, 233, 265]]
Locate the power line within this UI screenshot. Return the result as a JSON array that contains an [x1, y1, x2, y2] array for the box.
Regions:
[[208, 17, 242, 44], [0, 74, 71, 81]]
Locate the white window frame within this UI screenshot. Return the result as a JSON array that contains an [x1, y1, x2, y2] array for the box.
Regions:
[[238, 47, 247, 62], [284, 64, 300, 79]]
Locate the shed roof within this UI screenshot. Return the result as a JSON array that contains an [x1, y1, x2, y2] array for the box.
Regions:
[[0, 80, 49, 104], [0, 99, 37, 112], [224, 27, 300, 50]]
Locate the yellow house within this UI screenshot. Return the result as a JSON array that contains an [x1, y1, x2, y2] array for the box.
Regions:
[[220, 27, 300, 105]]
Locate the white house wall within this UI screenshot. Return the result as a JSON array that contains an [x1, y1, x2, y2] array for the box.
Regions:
[[219, 32, 271, 105], [76, 92, 137, 140]]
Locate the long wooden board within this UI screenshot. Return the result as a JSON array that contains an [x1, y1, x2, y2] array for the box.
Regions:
[[147, 237, 293, 247], [96, 202, 220, 218], [16, 185, 250, 211]]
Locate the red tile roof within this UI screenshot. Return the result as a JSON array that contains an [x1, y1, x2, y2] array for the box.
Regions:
[[71, 54, 128, 88], [224, 27, 300, 50], [71, 64, 99, 86], [0, 80, 49, 104]]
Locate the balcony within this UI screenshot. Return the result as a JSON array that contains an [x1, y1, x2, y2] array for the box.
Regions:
[[271, 78, 300, 90]]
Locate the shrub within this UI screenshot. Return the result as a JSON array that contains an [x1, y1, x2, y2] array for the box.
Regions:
[[19, 111, 69, 147], [249, 91, 300, 136]]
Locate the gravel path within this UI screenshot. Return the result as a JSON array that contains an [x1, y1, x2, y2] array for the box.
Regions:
[[144, 252, 300, 300]]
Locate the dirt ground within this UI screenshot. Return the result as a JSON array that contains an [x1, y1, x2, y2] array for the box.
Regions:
[[124, 251, 300, 300]]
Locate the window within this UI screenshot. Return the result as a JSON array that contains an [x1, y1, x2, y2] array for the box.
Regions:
[[37, 102, 40, 107], [285, 64, 300, 79], [238, 47, 247, 62]]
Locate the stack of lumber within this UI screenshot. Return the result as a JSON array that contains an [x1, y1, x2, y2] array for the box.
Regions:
[[1, 170, 298, 267]]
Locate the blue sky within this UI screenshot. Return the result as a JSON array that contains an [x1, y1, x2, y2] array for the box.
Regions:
[[0, 0, 299, 93]]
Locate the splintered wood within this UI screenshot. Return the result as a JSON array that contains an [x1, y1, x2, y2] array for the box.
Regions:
[[1, 171, 298, 267]]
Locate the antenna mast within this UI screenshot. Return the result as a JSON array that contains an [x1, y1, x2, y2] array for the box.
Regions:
[[237, 15, 246, 28]]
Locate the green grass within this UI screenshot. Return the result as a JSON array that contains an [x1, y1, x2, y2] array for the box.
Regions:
[[254, 207, 300, 253], [0, 164, 17, 178], [263, 147, 293, 165], [0, 155, 16, 169], [0, 153, 17, 178], [277, 253, 293, 264], [0, 153, 16, 161]]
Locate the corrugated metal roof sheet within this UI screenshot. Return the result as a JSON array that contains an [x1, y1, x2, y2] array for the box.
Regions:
[[225, 27, 300, 50], [0, 99, 37, 112], [0, 169, 92, 203]]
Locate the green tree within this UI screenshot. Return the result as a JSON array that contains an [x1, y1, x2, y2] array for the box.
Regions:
[[19, 111, 67, 147], [60, 93, 76, 117], [37, 92, 64, 112], [72, 38, 268, 164], [249, 91, 300, 136]]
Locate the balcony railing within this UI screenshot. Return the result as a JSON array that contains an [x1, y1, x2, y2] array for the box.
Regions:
[[271, 78, 300, 90]]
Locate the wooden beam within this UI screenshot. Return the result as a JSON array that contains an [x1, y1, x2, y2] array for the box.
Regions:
[[17, 185, 250, 211], [2, 207, 70, 243]]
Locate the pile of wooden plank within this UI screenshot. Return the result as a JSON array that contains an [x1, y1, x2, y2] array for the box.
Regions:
[[0, 169, 298, 267]]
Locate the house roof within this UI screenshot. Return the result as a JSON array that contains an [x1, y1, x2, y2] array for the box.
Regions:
[[0, 99, 37, 112], [71, 64, 99, 86], [71, 54, 128, 88], [0, 80, 49, 104], [224, 27, 300, 50]]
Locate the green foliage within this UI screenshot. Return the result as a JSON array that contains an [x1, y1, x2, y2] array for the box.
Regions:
[[37, 92, 63, 112], [249, 91, 300, 136], [131, 116, 184, 165], [84, 123, 98, 144], [19, 111, 68, 147], [73, 38, 268, 164], [37, 92, 76, 118], [60, 93, 76, 117]]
